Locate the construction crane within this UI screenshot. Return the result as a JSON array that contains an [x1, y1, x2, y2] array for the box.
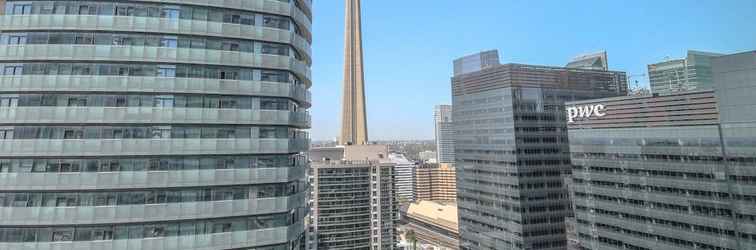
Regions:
[[627, 73, 649, 96]]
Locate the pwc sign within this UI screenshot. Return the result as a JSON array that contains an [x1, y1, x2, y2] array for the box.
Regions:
[[566, 104, 607, 123]]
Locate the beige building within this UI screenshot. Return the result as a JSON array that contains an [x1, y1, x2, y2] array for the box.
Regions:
[[404, 200, 460, 250], [415, 163, 457, 202]]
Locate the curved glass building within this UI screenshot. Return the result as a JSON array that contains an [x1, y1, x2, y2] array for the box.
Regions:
[[0, 1, 312, 249]]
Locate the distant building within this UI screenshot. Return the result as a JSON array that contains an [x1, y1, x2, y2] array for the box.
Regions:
[[390, 153, 417, 203], [453, 50, 627, 250], [308, 145, 399, 250], [568, 50, 756, 250], [418, 150, 437, 162], [453, 50, 500, 76], [434, 105, 455, 163], [566, 51, 609, 70], [648, 50, 724, 95], [404, 200, 460, 250], [415, 163, 457, 202]]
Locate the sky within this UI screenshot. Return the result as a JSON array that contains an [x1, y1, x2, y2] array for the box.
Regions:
[[309, 0, 756, 141]]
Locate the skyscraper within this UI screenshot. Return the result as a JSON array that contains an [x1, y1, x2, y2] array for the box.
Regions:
[[0, 1, 311, 249], [390, 153, 417, 203], [566, 51, 609, 71], [648, 50, 724, 95], [453, 50, 500, 76], [415, 163, 457, 202], [435, 105, 455, 164], [567, 51, 756, 250], [453, 50, 627, 250], [340, 0, 369, 146]]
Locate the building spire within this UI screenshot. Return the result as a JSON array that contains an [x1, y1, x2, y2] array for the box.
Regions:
[[340, 0, 369, 145]]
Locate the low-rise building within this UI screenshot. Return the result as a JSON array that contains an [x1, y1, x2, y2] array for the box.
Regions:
[[403, 201, 460, 250]]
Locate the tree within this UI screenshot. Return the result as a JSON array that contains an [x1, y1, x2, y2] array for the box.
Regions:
[[406, 229, 417, 250]]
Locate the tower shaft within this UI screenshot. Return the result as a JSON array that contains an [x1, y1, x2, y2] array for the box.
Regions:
[[340, 0, 368, 145]]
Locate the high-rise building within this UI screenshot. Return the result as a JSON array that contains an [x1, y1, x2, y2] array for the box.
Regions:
[[0, 1, 312, 249], [453, 50, 500, 76], [567, 50, 756, 250], [453, 50, 627, 250], [390, 153, 417, 203], [340, 0, 368, 146], [435, 105, 455, 164], [566, 51, 609, 71], [308, 145, 399, 250], [415, 163, 457, 202], [648, 50, 724, 95]]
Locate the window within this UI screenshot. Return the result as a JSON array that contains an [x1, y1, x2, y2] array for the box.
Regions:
[[261, 99, 288, 110], [222, 42, 240, 51], [161, 8, 180, 19], [154, 96, 174, 107], [63, 129, 84, 139], [4, 65, 23, 75], [67, 97, 87, 107], [0, 129, 13, 140], [78, 5, 96, 15], [160, 37, 177, 48], [0, 96, 19, 107], [151, 126, 171, 139], [114, 5, 129, 16], [212, 222, 232, 233], [262, 15, 290, 30], [74, 33, 94, 44], [52, 228, 74, 242], [261, 70, 288, 83], [9, 3, 32, 15], [220, 70, 239, 80], [144, 225, 166, 238], [262, 43, 288, 56], [6, 34, 27, 45], [157, 66, 176, 77], [225, 14, 241, 24]]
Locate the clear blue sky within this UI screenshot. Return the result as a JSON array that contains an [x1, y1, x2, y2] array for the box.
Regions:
[[309, 0, 756, 141]]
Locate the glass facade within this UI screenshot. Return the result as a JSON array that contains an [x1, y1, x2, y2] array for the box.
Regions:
[[0, 0, 312, 249], [568, 51, 756, 250], [453, 60, 626, 250], [648, 50, 723, 96]]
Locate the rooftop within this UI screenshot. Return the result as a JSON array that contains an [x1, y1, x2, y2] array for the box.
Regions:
[[406, 200, 459, 233]]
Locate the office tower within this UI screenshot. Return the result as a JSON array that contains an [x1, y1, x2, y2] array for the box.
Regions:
[[435, 105, 456, 164], [0, 1, 312, 249], [453, 50, 500, 76], [308, 145, 399, 250], [404, 200, 460, 250], [568, 51, 756, 250], [390, 153, 417, 203], [566, 51, 609, 71], [453, 50, 627, 250], [415, 163, 457, 202], [648, 50, 724, 95], [340, 0, 368, 146]]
